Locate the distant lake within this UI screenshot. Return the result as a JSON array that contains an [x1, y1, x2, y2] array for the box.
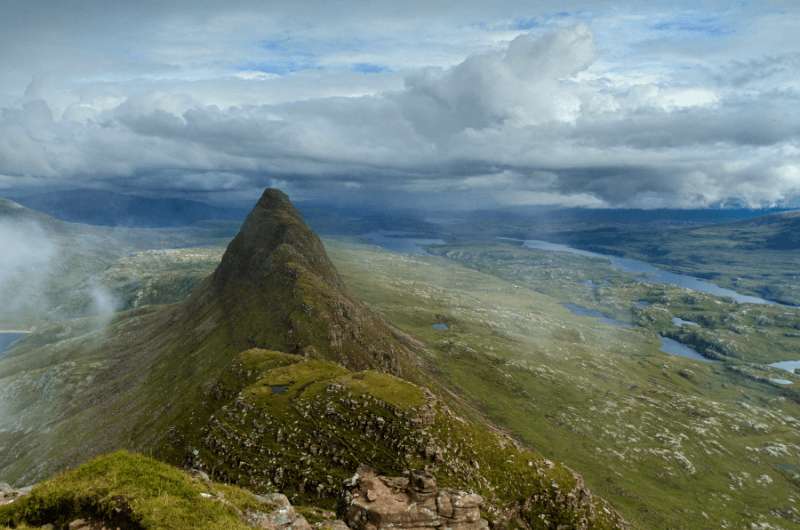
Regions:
[[517, 239, 776, 306], [361, 231, 445, 255], [562, 303, 632, 329], [0, 332, 27, 357], [660, 337, 714, 363]]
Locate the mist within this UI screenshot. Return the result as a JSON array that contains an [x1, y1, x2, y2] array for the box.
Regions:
[[0, 219, 56, 327], [0, 217, 119, 330]]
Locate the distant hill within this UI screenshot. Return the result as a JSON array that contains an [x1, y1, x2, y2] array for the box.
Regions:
[[13, 189, 247, 227], [720, 210, 800, 250]]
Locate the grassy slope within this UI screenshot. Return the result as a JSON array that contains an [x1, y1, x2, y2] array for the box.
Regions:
[[328, 240, 800, 530], [174, 349, 625, 529], [0, 451, 277, 529]]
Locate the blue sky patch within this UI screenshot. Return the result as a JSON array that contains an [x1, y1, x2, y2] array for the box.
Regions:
[[352, 63, 389, 74], [651, 16, 731, 36]]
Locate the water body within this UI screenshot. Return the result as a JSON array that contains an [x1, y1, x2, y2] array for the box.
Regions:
[[659, 337, 715, 363], [361, 231, 446, 255], [562, 303, 632, 329], [519, 239, 776, 305], [770, 360, 800, 375], [672, 317, 700, 327], [0, 332, 27, 357], [770, 378, 793, 386], [432, 322, 449, 331]]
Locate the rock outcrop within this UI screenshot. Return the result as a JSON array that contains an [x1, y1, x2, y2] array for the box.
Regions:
[[342, 466, 488, 530], [245, 493, 312, 530]]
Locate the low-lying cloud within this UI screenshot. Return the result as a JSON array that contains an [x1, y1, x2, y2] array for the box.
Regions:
[[0, 219, 57, 325], [0, 212, 119, 328], [1, 21, 799, 208]]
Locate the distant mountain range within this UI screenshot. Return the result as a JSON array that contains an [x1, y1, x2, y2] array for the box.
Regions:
[[11, 189, 247, 227]]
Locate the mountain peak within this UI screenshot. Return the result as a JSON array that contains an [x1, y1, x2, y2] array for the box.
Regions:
[[213, 188, 343, 291], [256, 187, 292, 208], [191, 187, 412, 374]]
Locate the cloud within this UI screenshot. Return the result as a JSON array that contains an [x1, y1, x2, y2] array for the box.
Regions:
[[0, 218, 57, 323], [0, 6, 800, 208], [0, 203, 119, 326]]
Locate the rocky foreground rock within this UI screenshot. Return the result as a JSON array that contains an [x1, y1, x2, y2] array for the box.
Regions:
[[341, 466, 489, 530]]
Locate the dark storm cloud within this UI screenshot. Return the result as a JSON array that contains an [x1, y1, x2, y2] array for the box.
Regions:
[[0, 1, 799, 207]]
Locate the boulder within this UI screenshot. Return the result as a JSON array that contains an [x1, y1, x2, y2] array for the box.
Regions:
[[245, 492, 312, 530], [342, 465, 488, 530]]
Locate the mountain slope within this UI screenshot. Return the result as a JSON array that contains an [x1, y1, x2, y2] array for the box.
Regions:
[[0, 189, 626, 528], [0, 189, 418, 483]]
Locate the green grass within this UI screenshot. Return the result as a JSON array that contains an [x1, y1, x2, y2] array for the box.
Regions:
[[0, 452, 266, 529]]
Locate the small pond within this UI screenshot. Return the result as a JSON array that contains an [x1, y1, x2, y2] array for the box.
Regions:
[[432, 322, 449, 331], [672, 317, 700, 327], [0, 332, 27, 357], [659, 337, 715, 363], [769, 360, 800, 375], [563, 303, 632, 329]]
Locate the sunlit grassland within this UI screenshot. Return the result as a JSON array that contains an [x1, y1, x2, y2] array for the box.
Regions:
[[328, 239, 800, 530]]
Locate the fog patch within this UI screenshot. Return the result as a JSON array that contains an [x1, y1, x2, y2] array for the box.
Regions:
[[0, 219, 57, 326], [87, 280, 119, 329], [0, 214, 120, 330]]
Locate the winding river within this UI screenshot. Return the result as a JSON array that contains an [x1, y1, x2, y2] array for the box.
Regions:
[[519, 239, 776, 305]]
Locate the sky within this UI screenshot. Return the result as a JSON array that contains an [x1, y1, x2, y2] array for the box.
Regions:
[[1, 0, 800, 209]]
